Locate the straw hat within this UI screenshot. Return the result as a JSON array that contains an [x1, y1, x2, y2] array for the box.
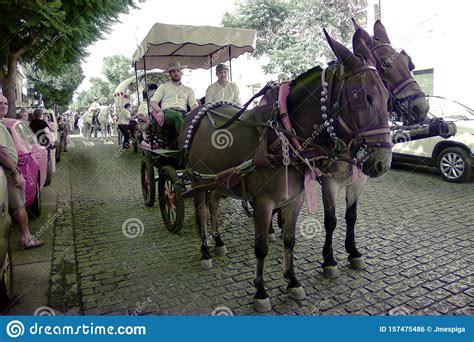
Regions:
[[165, 61, 188, 72]]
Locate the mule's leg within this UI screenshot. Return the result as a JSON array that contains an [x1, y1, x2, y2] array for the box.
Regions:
[[208, 191, 227, 256], [281, 193, 306, 300], [253, 199, 274, 312], [345, 183, 365, 269], [321, 179, 340, 278], [194, 191, 212, 269]]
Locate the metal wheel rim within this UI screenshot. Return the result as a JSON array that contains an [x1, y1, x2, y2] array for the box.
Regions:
[[164, 179, 177, 224], [144, 170, 150, 199], [440, 153, 465, 179]]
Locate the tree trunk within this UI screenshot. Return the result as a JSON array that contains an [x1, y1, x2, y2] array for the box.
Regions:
[[3, 57, 18, 118]]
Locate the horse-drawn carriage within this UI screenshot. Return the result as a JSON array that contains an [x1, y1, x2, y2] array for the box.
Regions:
[[131, 21, 457, 312], [131, 23, 257, 233]]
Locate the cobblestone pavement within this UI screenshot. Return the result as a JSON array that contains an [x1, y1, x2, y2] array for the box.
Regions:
[[48, 137, 473, 316]]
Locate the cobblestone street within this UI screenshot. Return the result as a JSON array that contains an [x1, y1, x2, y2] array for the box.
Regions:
[[20, 137, 474, 316]]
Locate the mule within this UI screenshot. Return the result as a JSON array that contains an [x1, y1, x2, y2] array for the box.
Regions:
[[314, 20, 430, 278], [181, 29, 392, 312], [353, 19, 429, 125]]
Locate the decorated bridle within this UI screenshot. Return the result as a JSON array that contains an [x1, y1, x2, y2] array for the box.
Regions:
[[320, 61, 392, 166], [369, 42, 426, 122]]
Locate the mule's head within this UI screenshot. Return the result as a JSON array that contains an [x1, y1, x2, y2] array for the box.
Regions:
[[324, 29, 392, 178], [352, 19, 429, 125]]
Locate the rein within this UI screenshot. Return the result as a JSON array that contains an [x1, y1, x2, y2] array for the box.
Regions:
[[370, 42, 425, 114]]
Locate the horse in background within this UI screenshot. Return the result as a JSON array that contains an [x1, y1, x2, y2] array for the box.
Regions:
[[97, 104, 114, 143]]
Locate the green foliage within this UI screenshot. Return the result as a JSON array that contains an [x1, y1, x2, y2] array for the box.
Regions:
[[73, 54, 133, 109], [0, 0, 135, 116], [0, 0, 136, 74], [102, 55, 133, 88], [24, 62, 84, 111], [75, 77, 113, 109], [222, 0, 366, 76]]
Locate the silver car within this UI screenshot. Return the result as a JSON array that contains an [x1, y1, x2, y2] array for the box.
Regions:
[[392, 96, 474, 182]]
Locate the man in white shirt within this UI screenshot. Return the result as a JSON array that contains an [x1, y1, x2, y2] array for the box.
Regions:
[[117, 103, 132, 148], [0, 94, 44, 249], [205, 64, 241, 105], [150, 62, 198, 141]]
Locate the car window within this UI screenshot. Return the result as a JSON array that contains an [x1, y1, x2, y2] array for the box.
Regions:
[[11, 125, 32, 151], [428, 97, 474, 121], [19, 123, 38, 145]]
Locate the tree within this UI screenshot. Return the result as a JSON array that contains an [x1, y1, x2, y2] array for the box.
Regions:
[[23, 62, 84, 112], [222, 0, 366, 76], [102, 55, 133, 88], [0, 0, 136, 117], [73, 54, 133, 109]]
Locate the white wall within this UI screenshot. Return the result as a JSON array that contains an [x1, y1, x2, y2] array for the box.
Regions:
[[374, 0, 474, 108]]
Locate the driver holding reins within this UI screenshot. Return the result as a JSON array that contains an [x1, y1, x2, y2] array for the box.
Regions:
[[150, 61, 198, 139]]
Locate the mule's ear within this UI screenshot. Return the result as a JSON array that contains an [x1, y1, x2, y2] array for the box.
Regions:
[[353, 29, 375, 65], [351, 17, 362, 30], [400, 49, 416, 70], [373, 20, 391, 44], [323, 28, 361, 69]]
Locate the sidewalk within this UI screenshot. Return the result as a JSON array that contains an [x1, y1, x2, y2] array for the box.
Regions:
[[5, 150, 70, 315]]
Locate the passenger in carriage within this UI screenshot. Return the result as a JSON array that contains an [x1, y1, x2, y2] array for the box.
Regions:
[[205, 63, 241, 106], [138, 83, 158, 116], [150, 61, 198, 138]]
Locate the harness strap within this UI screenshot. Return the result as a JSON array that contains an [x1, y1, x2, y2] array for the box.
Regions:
[[359, 127, 391, 137], [278, 82, 302, 150]]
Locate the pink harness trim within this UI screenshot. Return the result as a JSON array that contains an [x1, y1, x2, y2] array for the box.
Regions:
[[278, 82, 302, 150]]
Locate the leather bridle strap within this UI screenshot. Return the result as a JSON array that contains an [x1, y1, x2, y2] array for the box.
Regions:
[[338, 65, 377, 80]]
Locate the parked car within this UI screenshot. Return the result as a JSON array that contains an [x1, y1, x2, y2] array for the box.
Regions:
[[392, 96, 474, 182], [3, 118, 49, 217], [0, 166, 13, 310]]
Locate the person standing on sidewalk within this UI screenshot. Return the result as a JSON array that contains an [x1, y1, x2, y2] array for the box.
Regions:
[[0, 94, 44, 249]]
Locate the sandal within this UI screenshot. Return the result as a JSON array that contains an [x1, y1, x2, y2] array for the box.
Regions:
[[19, 239, 44, 250]]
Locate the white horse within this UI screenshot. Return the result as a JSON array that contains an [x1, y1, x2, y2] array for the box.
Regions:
[[97, 104, 114, 143], [82, 111, 93, 142]]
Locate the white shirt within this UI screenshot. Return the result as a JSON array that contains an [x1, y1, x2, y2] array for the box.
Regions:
[[205, 81, 241, 105], [118, 109, 131, 125], [151, 82, 197, 112], [89, 101, 100, 112]]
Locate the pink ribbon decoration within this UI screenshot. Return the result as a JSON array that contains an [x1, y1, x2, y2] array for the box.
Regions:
[[304, 169, 318, 214], [352, 164, 362, 183]]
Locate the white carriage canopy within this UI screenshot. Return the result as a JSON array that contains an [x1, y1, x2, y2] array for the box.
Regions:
[[132, 23, 257, 71]]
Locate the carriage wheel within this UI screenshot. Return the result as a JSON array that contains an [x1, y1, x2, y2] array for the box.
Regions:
[[141, 157, 155, 207], [158, 166, 185, 233]]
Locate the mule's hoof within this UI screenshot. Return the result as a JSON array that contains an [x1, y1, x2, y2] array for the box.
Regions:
[[349, 257, 366, 269], [254, 298, 272, 313], [323, 266, 339, 278], [215, 245, 228, 257], [288, 286, 306, 300], [268, 233, 276, 242], [201, 258, 213, 270]]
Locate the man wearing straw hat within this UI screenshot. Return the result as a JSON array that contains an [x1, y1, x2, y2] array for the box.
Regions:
[[150, 61, 198, 139]]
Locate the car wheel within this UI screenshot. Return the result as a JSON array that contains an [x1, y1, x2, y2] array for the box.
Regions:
[[28, 177, 42, 218], [436, 147, 473, 183], [0, 249, 14, 312]]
